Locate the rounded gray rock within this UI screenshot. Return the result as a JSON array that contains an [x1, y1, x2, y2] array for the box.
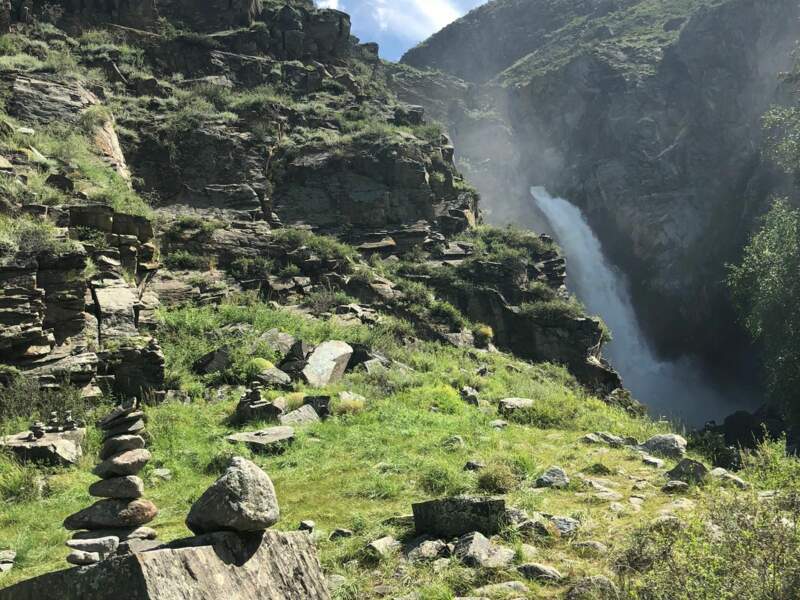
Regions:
[[93, 449, 151, 479], [99, 435, 145, 460], [185, 456, 279, 535]]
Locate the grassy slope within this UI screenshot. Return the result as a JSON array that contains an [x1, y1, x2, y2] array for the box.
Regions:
[[1, 295, 788, 599]]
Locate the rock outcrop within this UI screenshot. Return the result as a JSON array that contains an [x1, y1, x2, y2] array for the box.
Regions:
[[0, 530, 329, 600]]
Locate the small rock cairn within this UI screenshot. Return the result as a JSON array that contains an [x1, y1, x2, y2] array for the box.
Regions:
[[62, 398, 158, 566]]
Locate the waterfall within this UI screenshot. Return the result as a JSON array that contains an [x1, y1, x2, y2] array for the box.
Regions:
[[530, 186, 750, 425]]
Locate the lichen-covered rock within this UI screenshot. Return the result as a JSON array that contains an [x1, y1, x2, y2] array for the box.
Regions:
[[0, 531, 330, 600], [186, 457, 279, 534]]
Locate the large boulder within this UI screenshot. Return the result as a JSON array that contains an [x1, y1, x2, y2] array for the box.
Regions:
[[640, 434, 687, 458], [301, 341, 353, 387], [186, 457, 279, 534], [412, 496, 506, 538], [0, 531, 330, 600]]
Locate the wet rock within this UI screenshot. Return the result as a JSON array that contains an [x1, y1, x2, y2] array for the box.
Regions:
[[302, 341, 353, 387], [186, 457, 279, 535], [412, 496, 507, 538], [227, 426, 295, 454], [89, 476, 144, 499], [535, 466, 570, 489], [64, 498, 158, 530], [518, 562, 564, 583], [453, 532, 514, 569], [92, 449, 151, 478], [640, 434, 687, 458], [666, 459, 708, 484]]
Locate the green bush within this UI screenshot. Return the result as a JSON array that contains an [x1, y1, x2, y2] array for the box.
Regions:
[[163, 250, 212, 271], [619, 491, 800, 599], [418, 463, 471, 496], [0, 215, 76, 264], [476, 461, 519, 493], [227, 256, 274, 280]]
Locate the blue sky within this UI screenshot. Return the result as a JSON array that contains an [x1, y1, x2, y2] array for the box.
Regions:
[[315, 0, 487, 61]]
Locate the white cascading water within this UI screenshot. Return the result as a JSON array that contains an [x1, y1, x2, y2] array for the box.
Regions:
[[530, 186, 750, 425]]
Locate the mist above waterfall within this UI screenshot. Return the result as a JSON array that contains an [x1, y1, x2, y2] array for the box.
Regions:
[[530, 187, 755, 426]]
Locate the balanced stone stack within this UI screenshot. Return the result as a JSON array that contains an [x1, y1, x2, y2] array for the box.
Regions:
[[62, 399, 158, 566]]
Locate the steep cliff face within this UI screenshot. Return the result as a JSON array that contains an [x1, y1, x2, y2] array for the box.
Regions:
[[394, 0, 800, 365]]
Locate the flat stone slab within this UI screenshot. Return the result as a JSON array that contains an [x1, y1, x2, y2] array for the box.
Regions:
[[0, 531, 330, 600], [64, 499, 158, 531], [279, 405, 320, 426], [227, 427, 295, 454], [0, 428, 85, 466]]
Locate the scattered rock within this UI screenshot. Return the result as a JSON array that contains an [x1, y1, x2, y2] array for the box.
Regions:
[[443, 435, 466, 449], [151, 468, 172, 482], [227, 427, 295, 454], [536, 466, 570, 489], [641, 454, 665, 468], [453, 531, 514, 569], [186, 457, 279, 535], [710, 467, 749, 489], [412, 496, 506, 538], [192, 346, 232, 375], [406, 537, 448, 562], [550, 516, 581, 537], [666, 458, 709, 484], [365, 536, 400, 561], [0, 550, 15, 573], [662, 480, 690, 494], [566, 575, 620, 600], [573, 540, 609, 556], [473, 581, 528, 596], [254, 367, 292, 390], [640, 434, 687, 458], [489, 419, 508, 429], [71, 527, 157, 541], [464, 460, 485, 471], [498, 397, 534, 417], [326, 574, 347, 593], [299, 520, 315, 533], [518, 562, 564, 583], [460, 386, 479, 406], [260, 329, 296, 356], [279, 405, 321, 426], [330, 528, 354, 540]]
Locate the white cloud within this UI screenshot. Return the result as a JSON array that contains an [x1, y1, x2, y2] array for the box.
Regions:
[[371, 0, 461, 38], [316, 0, 340, 8]]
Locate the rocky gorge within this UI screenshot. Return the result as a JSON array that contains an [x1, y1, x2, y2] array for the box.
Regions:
[[0, 0, 799, 598]]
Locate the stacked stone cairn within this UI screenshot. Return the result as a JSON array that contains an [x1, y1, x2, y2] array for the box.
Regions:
[[62, 398, 158, 566]]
